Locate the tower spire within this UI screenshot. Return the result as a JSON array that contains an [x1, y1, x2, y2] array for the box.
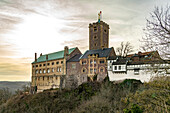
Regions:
[[98, 11, 102, 23]]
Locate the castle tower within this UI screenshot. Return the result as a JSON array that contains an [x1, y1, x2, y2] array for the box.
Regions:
[[89, 11, 109, 50]]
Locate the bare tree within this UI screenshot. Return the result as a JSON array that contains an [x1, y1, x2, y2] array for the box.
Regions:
[[116, 42, 134, 57], [141, 6, 170, 59]]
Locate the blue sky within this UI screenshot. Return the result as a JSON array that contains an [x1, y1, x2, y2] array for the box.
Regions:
[[0, 0, 169, 81]]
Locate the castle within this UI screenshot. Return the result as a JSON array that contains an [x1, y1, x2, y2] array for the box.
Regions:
[[31, 12, 170, 93]]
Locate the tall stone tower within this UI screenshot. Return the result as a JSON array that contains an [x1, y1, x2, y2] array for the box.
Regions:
[[89, 11, 109, 50]]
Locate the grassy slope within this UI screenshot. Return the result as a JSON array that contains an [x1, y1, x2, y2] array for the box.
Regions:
[[0, 76, 169, 113]]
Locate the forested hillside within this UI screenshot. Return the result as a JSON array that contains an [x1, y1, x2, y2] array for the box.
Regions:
[[0, 76, 169, 113]]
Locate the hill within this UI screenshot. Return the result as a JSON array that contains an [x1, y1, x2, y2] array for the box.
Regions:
[[0, 81, 30, 94], [0, 76, 169, 113]]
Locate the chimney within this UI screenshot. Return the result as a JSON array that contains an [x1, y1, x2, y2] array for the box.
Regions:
[[35, 53, 37, 62], [64, 46, 69, 58], [46, 55, 48, 60], [40, 53, 42, 56], [138, 51, 142, 56]]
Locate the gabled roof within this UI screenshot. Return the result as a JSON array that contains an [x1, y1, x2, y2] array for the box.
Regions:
[[80, 48, 113, 59], [32, 48, 76, 64], [67, 54, 82, 62]]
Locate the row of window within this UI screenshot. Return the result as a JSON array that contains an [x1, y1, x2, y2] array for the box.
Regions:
[[33, 76, 58, 81], [82, 68, 105, 73], [114, 66, 121, 70], [33, 61, 63, 68], [35, 67, 62, 74], [82, 60, 105, 65], [93, 26, 107, 33]]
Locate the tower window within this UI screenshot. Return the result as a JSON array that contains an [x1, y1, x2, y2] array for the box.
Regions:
[[94, 26, 97, 32], [47, 63, 50, 66], [52, 62, 54, 65], [39, 64, 42, 67], [95, 43, 97, 47], [93, 35, 97, 40], [104, 29, 107, 33]]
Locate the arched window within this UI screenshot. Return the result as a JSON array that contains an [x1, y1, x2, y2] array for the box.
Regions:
[[36, 70, 38, 74], [47, 68, 50, 73], [39, 69, 42, 74], [100, 67, 105, 72], [52, 68, 54, 73], [82, 68, 87, 73], [43, 69, 46, 73]]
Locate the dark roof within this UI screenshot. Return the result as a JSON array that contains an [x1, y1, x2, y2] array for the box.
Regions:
[[112, 57, 128, 65], [107, 56, 117, 60], [127, 60, 170, 65], [67, 54, 82, 62], [80, 48, 112, 59], [32, 48, 76, 64]]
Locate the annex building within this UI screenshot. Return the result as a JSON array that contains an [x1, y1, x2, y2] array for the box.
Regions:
[[31, 12, 170, 93]]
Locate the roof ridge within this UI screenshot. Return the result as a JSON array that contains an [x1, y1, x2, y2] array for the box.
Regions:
[[43, 47, 76, 56]]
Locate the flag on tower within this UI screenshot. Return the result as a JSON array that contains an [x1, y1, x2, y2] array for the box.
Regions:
[[98, 11, 102, 23]]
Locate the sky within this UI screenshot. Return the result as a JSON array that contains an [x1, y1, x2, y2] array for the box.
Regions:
[[0, 0, 169, 81]]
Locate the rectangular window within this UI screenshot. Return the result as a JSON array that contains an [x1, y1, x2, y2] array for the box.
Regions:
[[72, 64, 76, 69], [90, 60, 93, 64], [52, 62, 54, 65], [119, 66, 121, 70], [100, 60, 104, 64], [134, 69, 139, 75], [56, 62, 59, 64], [61, 61, 63, 64], [114, 66, 117, 70], [94, 60, 96, 64], [94, 26, 97, 32], [57, 67, 61, 72], [52, 68, 54, 72], [82, 61, 86, 65], [90, 69, 93, 73], [94, 69, 97, 73]]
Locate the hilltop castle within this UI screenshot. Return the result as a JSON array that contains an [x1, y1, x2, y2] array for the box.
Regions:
[[31, 12, 170, 93]]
